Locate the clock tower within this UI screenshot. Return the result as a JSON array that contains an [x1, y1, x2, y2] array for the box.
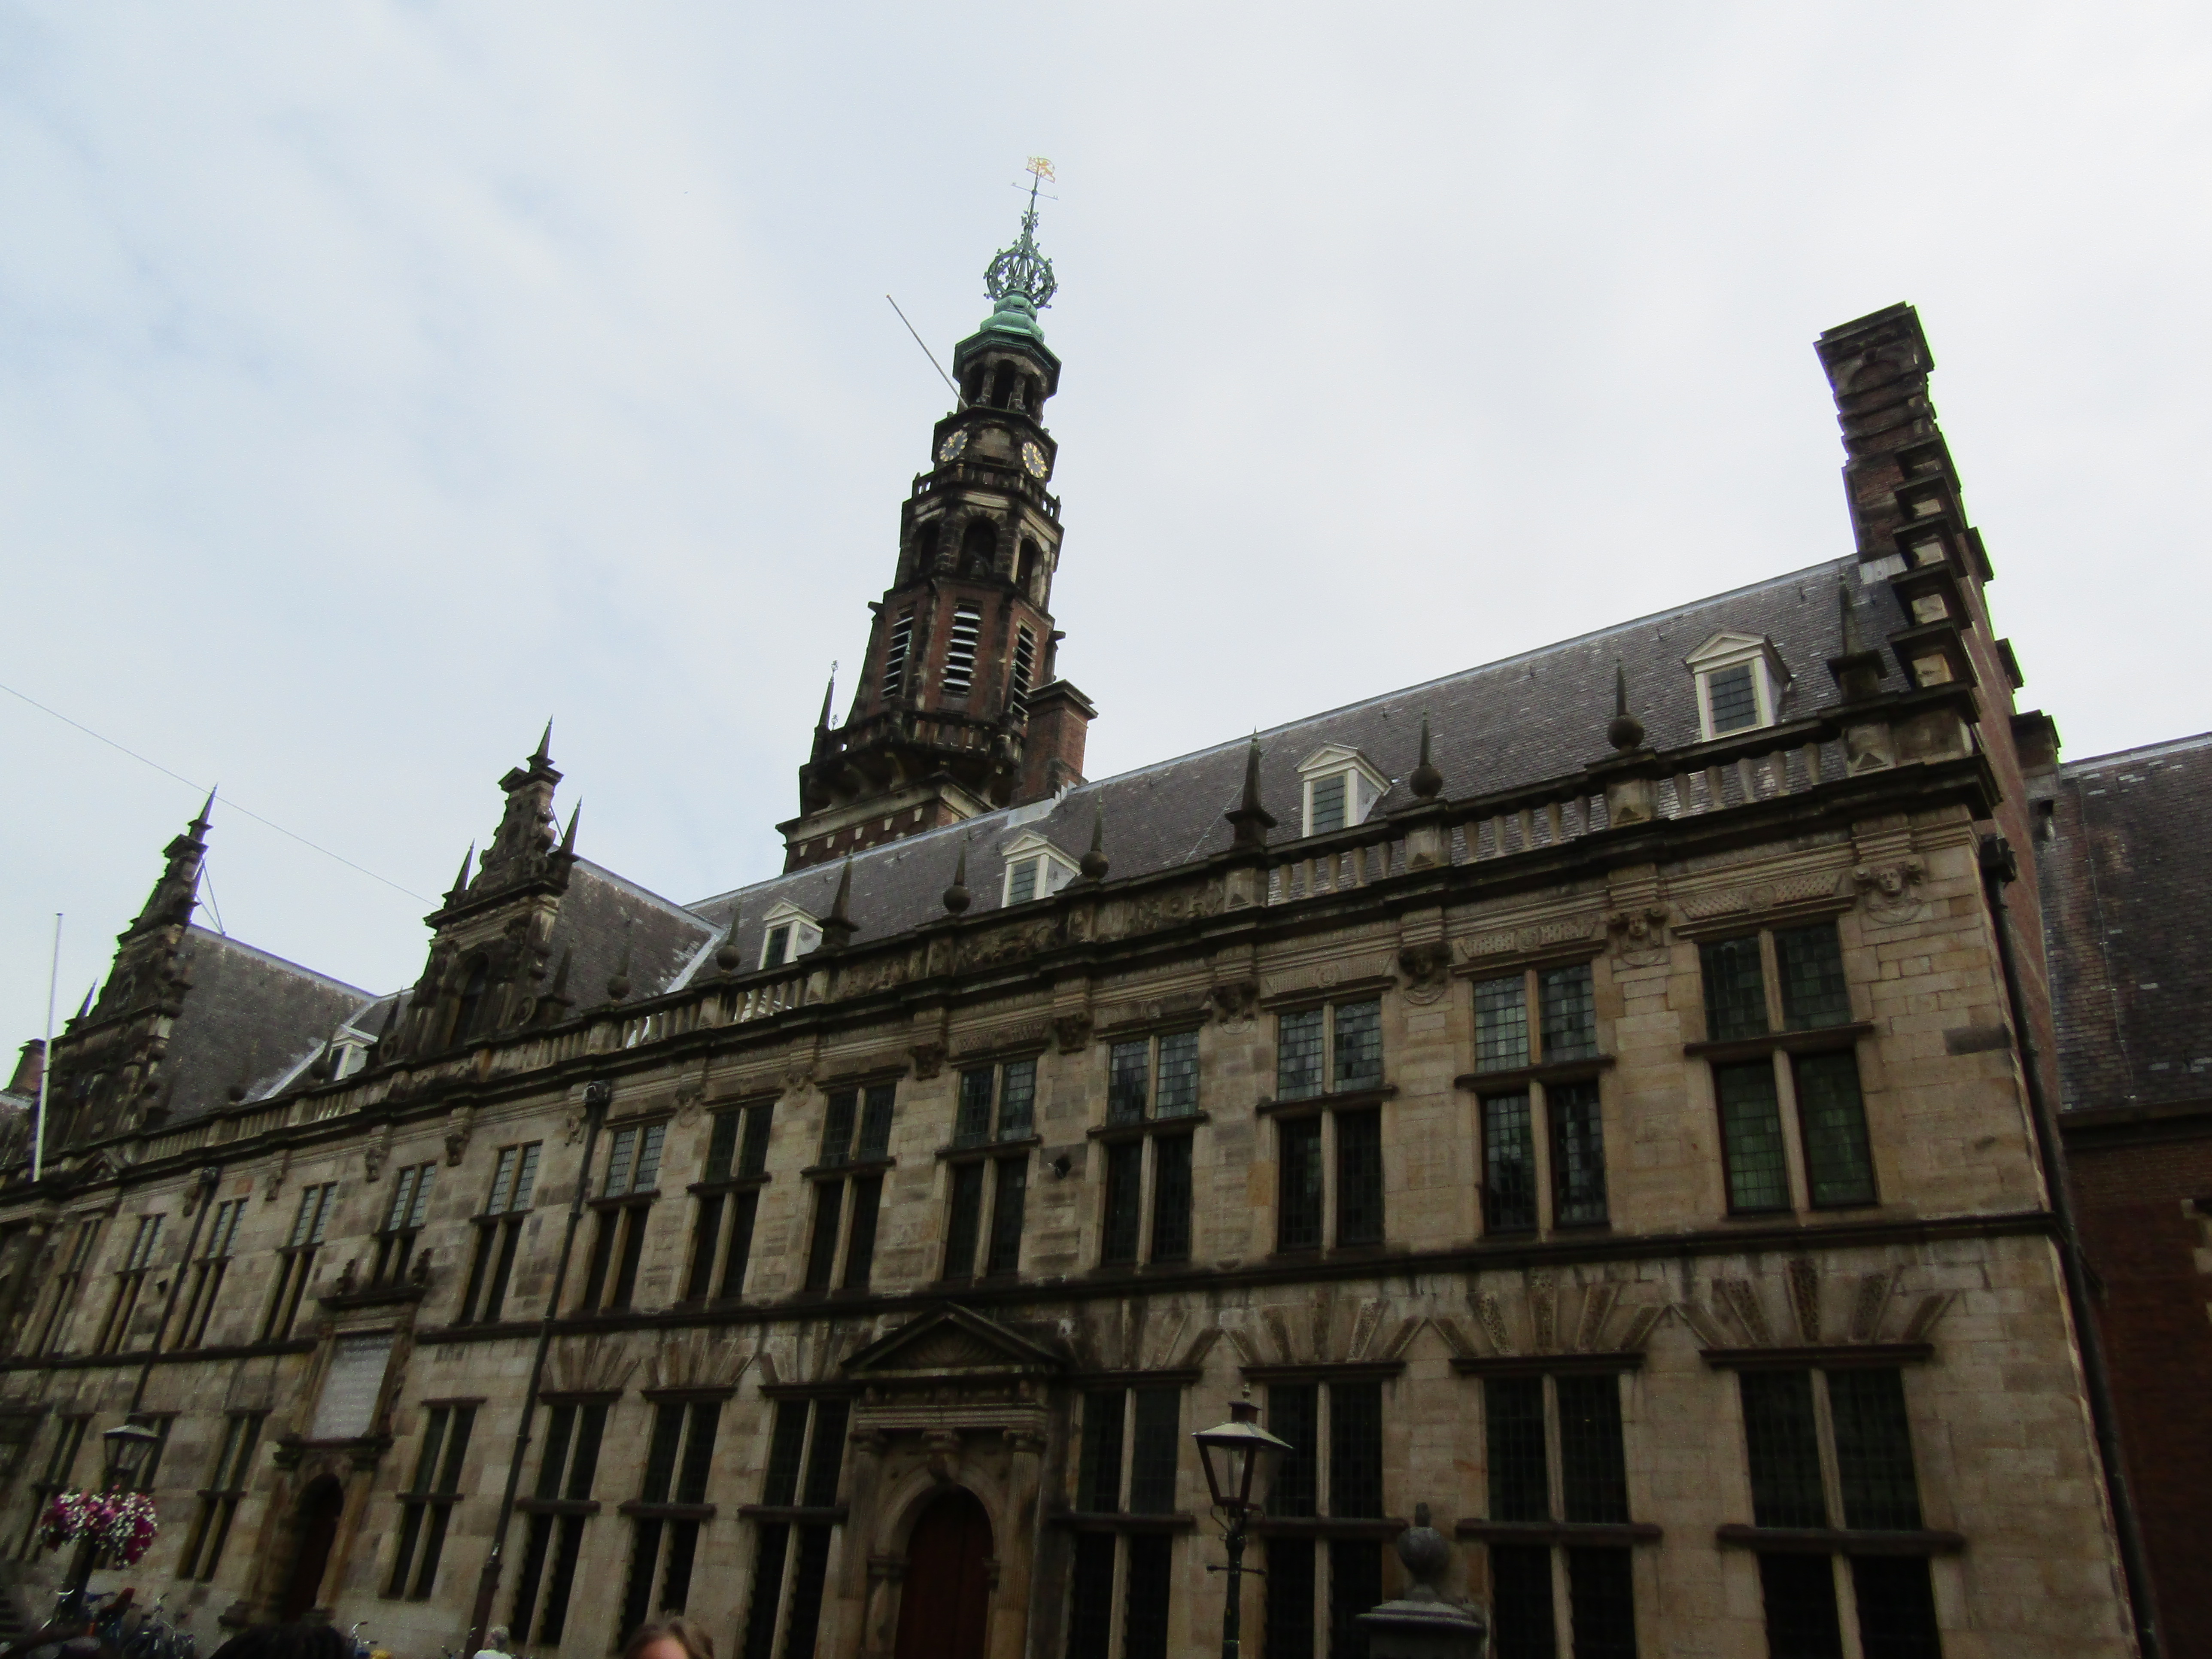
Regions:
[[780, 172, 1094, 871]]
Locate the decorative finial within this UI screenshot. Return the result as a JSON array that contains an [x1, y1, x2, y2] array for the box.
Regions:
[[817, 664, 838, 731], [531, 719, 554, 769], [714, 911, 744, 974], [943, 837, 972, 914], [985, 159, 1058, 312], [1606, 663, 1645, 752], [606, 942, 632, 1003], [547, 949, 572, 1002], [447, 845, 475, 901], [559, 804, 580, 857], [1226, 735, 1277, 850], [1409, 714, 1443, 800], [190, 786, 217, 837], [1080, 803, 1109, 882], [819, 858, 858, 950]]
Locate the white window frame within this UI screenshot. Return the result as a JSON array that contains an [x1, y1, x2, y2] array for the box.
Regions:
[[1685, 632, 1788, 741], [758, 900, 823, 969], [1295, 745, 1390, 839], [999, 831, 1080, 907]]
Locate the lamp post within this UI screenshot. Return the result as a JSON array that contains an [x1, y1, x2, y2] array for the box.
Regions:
[[1192, 1389, 1292, 1659], [55, 1418, 164, 1626]]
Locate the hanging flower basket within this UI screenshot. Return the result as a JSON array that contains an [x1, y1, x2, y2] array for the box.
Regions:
[[37, 1491, 160, 1566]]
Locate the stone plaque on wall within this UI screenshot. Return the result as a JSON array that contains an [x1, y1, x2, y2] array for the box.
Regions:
[[310, 1333, 394, 1440]]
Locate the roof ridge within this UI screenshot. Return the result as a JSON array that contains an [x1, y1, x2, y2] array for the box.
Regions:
[[182, 925, 376, 997], [2062, 731, 2212, 774]]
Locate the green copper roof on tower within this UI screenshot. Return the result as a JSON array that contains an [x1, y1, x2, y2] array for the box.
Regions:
[[980, 158, 1057, 343]]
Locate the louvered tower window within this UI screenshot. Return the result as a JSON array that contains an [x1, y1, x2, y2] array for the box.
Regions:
[[942, 605, 982, 697], [1010, 626, 1038, 715], [881, 609, 915, 702]]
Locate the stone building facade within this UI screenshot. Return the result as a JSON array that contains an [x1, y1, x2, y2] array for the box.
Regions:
[[0, 203, 2158, 1659]]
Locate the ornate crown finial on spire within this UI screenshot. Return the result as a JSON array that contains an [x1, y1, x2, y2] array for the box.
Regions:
[[984, 158, 1058, 311]]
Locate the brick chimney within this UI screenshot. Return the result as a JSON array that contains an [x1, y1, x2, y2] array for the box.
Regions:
[[1014, 680, 1096, 805]]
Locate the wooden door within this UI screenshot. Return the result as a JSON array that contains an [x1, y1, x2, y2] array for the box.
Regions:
[[893, 1487, 994, 1659], [279, 1476, 345, 1622]]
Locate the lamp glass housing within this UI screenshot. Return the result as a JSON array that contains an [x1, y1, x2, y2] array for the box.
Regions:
[[1192, 1396, 1292, 1519], [103, 1419, 162, 1483]]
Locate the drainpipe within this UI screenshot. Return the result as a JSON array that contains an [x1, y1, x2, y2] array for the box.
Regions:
[[1978, 834, 2160, 1658], [465, 1079, 610, 1655]]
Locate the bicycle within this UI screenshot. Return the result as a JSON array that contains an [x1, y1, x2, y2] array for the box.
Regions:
[[121, 1592, 195, 1659]]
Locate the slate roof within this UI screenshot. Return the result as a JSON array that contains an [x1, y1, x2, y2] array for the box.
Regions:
[[2037, 732, 2212, 1110], [687, 556, 1908, 961], [545, 860, 721, 1003], [160, 927, 375, 1120]]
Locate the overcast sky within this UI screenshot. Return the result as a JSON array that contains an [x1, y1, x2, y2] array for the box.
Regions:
[[4, 3, 2208, 1051]]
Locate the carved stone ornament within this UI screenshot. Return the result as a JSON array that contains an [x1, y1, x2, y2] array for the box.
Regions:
[[1854, 858, 1928, 924], [562, 1105, 588, 1146], [1396, 942, 1452, 1005], [908, 1041, 946, 1081], [362, 1142, 387, 1184], [1605, 905, 1671, 969], [1052, 1012, 1094, 1054], [1208, 979, 1259, 1028], [444, 1105, 476, 1167], [263, 1149, 291, 1202], [673, 1086, 704, 1129]]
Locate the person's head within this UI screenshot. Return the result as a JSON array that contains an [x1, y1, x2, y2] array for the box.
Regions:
[[621, 1619, 712, 1659], [483, 1632, 510, 1653]]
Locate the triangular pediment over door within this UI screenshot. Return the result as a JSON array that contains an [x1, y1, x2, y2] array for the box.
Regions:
[[843, 1303, 1065, 1382]]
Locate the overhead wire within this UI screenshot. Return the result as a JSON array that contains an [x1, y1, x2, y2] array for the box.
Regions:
[[0, 678, 434, 904]]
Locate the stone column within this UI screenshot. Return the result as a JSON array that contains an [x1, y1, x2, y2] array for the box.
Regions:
[[993, 1427, 1049, 1659]]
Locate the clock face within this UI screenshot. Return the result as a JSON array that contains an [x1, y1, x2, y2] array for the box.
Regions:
[[937, 430, 969, 465], [1021, 440, 1050, 480]]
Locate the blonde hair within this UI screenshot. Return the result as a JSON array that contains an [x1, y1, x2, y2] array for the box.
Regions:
[[622, 1620, 714, 1659]]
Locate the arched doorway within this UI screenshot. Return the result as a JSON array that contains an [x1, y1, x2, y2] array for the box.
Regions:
[[893, 1487, 994, 1659], [278, 1476, 345, 1622]]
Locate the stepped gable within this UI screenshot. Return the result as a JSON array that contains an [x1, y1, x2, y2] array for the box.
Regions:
[[543, 859, 721, 1003], [2039, 731, 2212, 1111], [156, 927, 374, 1119], [693, 555, 1907, 963]]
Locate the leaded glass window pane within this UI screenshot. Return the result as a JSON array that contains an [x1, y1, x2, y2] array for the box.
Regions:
[[1757, 1555, 1843, 1659], [1483, 1094, 1538, 1234], [1777, 922, 1852, 1030], [1310, 773, 1348, 834], [604, 1128, 638, 1197], [984, 1158, 1025, 1275], [1078, 1390, 1124, 1511], [1007, 857, 1039, 905], [1717, 1061, 1790, 1213], [705, 1112, 741, 1183], [1279, 1118, 1325, 1251], [1548, 1080, 1609, 1227], [1485, 1376, 1549, 1523], [954, 1069, 994, 1147], [841, 1176, 882, 1289], [1109, 1041, 1150, 1123], [1335, 1109, 1384, 1246], [995, 1062, 1034, 1140], [738, 1106, 773, 1176], [1150, 1136, 1193, 1262], [1566, 1547, 1639, 1659], [1102, 1142, 1144, 1264], [1829, 1369, 1923, 1531], [1489, 1544, 1557, 1659], [1740, 1371, 1827, 1528], [1328, 1538, 1382, 1658], [857, 1084, 896, 1159], [818, 1092, 857, 1166], [1266, 1384, 1319, 1518], [1128, 1387, 1180, 1514], [1329, 1381, 1384, 1518], [1701, 935, 1769, 1041], [1707, 661, 1760, 734], [1475, 975, 1530, 1072], [762, 1401, 808, 1507], [944, 1163, 985, 1279], [1334, 998, 1383, 1091], [803, 1184, 841, 1292], [1277, 1009, 1325, 1100], [1557, 1374, 1630, 1524], [1124, 1535, 1173, 1659], [1067, 1534, 1115, 1659], [1850, 1556, 1942, 1659], [1796, 1052, 1876, 1208], [1539, 963, 1598, 1062], [1156, 1030, 1200, 1116], [1265, 1538, 1316, 1659]]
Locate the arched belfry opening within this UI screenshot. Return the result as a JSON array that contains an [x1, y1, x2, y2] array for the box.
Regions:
[[893, 1486, 994, 1659], [960, 517, 998, 579]]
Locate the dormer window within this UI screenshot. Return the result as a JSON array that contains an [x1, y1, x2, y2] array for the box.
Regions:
[[1000, 832, 1079, 906], [1296, 745, 1391, 838], [758, 901, 823, 969], [329, 1040, 366, 1081], [1685, 633, 1788, 741]]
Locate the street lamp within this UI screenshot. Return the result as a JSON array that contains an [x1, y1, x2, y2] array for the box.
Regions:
[[55, 1419, 165, 1625], [1193, 1388, 1292, 1659]]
